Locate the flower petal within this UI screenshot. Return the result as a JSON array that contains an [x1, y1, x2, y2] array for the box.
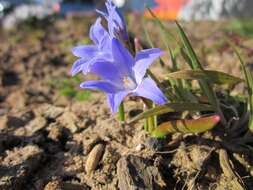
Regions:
[[96, 0, 128, 40], [133, 78, 167, 105], [89, 60, 123, 81], [89, 17, 111, 50], [107, 90, 129, 113], [133, 48, 162, 84], [80, 80, 120, 94], [71, 58, 89, 76], [112, 38, 134, 75], [72, 45, 98, 58], [106, 1, 128, 40]]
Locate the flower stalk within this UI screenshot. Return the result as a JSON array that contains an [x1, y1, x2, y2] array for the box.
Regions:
[[118, 102, 125, 124]]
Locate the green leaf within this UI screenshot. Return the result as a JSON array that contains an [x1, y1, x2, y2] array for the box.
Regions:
[[232, 45, 253, 130], [175, 21, 203, 70], [146, 7, 177, 43], [128, 103, 214, 124], [175, 21, 226, 124], [142, 17, 154, 48], [59, 87, 76, 98], [166, 70, 243, 86], [151, 115, 220, 137]]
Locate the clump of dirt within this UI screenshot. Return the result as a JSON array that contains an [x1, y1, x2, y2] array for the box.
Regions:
[[0, 17, 253, 189]]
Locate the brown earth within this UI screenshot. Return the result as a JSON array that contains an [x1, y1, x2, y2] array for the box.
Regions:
[[0, 16, 253, 190]]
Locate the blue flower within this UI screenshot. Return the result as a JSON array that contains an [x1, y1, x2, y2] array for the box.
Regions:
[[80, 38, 167, 112], [71, 17, 112, 76], [97, 0, 128, 41]]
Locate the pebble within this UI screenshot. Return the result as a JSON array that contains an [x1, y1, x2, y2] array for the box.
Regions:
[[25, 117, 47, 135], [145, 137, 164, 151], [40, 104, 64, 120], [85, 144, 105, 174], [57, 111, 79, 133], [135, 144, 145, 152]]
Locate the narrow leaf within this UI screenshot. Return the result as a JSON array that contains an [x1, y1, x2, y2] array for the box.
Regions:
[[232, 45, 253, 130], [175, 21, 226, 124], [152, 115, 220, 137], [146, 7, 177, 43], [166, 70, 243, 86], [128, 103, 214, 124], [142, 17, 154, 48], [175, 21, 203, 70]]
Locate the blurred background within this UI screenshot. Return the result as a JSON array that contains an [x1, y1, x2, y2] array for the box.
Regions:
[[1, 0, 253, 29], [1, 0, 253, 111]]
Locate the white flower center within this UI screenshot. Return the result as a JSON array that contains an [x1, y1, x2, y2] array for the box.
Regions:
[[123, 76, 136, 90]]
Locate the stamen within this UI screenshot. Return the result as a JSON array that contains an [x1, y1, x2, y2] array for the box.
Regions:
[[123, 76, 136, 89]]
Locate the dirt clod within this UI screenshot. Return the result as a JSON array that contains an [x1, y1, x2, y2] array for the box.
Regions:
[[39, 104, 64, 120], [24, 116, 47, 136], [117, 154, 167, 190], [0, 145, 43, 190]]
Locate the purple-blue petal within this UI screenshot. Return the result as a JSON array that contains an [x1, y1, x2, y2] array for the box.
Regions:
[[112, 38, 134, 75], [71, 58, 89, 76], [97, 0, 128, 40], [132, 78, 167, 105], [133, 48, 162, 84], [80, 80, 120, 94], [107, 90, 129, 113], [89, 60, 123, 81], [89, 17, 111, 50], [71, 54, 113, 76], [72, 45, 98, 58]]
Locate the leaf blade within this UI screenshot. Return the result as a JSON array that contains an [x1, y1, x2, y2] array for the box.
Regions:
[[152, 115, 220, 137], [166, 70, 243, 85], [232, 45, 253, 130], [128, 103, 214, 124]]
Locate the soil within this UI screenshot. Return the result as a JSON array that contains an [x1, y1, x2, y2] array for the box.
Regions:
[[1, 16, 253, 190]]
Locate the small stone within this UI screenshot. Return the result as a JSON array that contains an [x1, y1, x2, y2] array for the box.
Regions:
[[146, 137, 164, 151], [44, 179, 62, 190], [47, 123, 62, 141], [57, 111, 79, 133], [135, 144, 145, 152], [103, 136, 111, 142], [25, 117, 47, 135], [40, 104, 64, 120], [85, 144, 105, 174]]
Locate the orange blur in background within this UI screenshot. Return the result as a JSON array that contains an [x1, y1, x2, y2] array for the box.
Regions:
[[145, 0, 191, 20]]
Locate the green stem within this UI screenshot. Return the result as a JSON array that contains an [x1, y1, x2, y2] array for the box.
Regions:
[[144, 119, 148, 131], [148, 117, 155, 133], [118, 102, 125, 124], [153, 103, 158, 129]]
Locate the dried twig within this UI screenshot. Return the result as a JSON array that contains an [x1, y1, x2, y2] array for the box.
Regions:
[[219, 149, 245, 190]]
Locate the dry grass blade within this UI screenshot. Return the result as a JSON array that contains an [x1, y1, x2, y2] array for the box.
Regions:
[[219, 149, 245, 190], [166, 70, 243, 86]]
